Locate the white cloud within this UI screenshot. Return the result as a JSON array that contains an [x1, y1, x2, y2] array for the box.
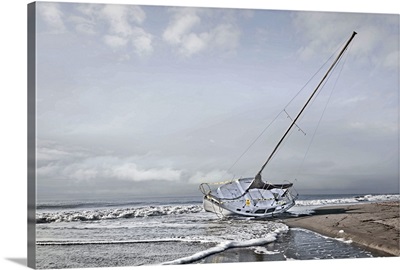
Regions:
[[335, 95, 367, 107], [131, 27, 153, 55], [68, 15, 97, 35], [38, 2, 66, 33], [38, 3, 153, 57], [37, 147, 71, 162], [112, 162, 181, 181], [180, 32, 209, 56], [212, 23, 240, 50], [38, 154, 182, 182], [292, 12, 398, 70], [348, 121, 397, 135], [99, 5, 154, 56], [129, 6, 147, 25], [103, 34, 128, 48], [74, 3, 99, 18], [37, 141, 90, 163], [188, 169, 233, 184], [67, 167, 99, 181], [163, 10, 201, 45], [37, 142, 182, 182], [100, 5, 133, 37], [37, 164, 60, 178], [163, 8, 241, 57], [382, 49, 398, 70]]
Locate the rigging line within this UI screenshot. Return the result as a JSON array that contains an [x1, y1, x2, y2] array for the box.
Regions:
[[216, 38, 348, 183], [290, 38, 353, 126], [221, 110, 285, 180], [256, 31, 357, 178], [295, 66, 334, 125], [254, 65, 341, 181], [261, 112, 304, 177], [280, 59, 342, 179], [287, 35, 356, 136], [284, 109, 306, 135], [283, 40, 347, 111], [218, 50, 340, 183], [295, 38, 354, 179], [282, 76, 332, 180]]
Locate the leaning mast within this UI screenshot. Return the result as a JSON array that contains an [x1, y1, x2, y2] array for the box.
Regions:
[[255, 31, 357, 181]]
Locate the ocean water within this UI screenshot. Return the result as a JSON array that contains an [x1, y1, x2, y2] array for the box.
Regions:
[[35, 193, 399, 269]]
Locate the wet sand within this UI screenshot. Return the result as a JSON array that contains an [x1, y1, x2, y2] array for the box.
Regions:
[[281, 201, 400, 256], [198, 201, 399, 264]]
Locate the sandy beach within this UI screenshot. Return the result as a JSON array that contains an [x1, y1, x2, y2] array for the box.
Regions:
[[281, 201, 400, 256]]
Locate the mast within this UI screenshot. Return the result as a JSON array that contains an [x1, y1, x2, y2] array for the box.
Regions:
[[255, 31, 357, 181]]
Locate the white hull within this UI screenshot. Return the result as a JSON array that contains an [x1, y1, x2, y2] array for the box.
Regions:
[[201, 178, 297, 218], [203, 196, 295, 218], [203, 197, 236, 216]]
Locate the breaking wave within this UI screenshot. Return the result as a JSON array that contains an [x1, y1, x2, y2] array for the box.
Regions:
[[36, 194, 399, 223], [37, 238, 197, 246], [37, 204, 203, 223], [296, 194, 400, 206]]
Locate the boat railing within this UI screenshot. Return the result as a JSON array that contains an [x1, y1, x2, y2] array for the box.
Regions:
[[199, 183, 212, 196]]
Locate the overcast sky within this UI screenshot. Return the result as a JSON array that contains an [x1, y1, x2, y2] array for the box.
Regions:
[[34, 2, 399, 200]]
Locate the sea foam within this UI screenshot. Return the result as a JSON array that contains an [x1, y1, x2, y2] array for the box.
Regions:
[[162, 224, 288, 264], [296, 194, 400, 206], [36, 204, 203, 223]]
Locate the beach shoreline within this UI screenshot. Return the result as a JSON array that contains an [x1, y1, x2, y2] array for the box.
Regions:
[[198, 201, 399, 264], [280, 201, 400, 257]]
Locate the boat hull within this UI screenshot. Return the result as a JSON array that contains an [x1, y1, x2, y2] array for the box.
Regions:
[[202, 193, 296, 218], [203, 197, 236, 216], [200, 178, 297, 218]]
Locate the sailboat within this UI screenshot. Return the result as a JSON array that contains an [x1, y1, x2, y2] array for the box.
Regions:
[[199, 31, 357, 217]]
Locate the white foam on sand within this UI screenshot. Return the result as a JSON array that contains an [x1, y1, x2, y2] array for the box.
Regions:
[[335, 238, 353, 244], [161, 225, 288, 264], [250, 246, 280, 255], [292, 227, 354, 244], [283, 254, 298, 261]]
